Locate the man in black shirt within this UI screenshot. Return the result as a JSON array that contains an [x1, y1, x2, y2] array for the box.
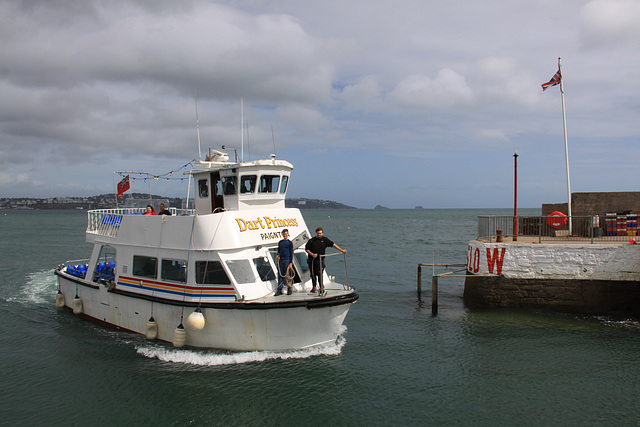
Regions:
[[158, 203, 172, 216], [305, 227, 346, 294]]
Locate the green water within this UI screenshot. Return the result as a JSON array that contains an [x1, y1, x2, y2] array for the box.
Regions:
[[1, 209, 639, 426]]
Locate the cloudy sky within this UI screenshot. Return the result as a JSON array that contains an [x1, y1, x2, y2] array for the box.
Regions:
[[1, 0, 639, 208]]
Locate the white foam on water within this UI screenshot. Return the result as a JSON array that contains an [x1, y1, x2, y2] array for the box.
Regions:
[[6, 269, 57, 305], [596, 316, 640, 330], [136, 327, 347, 366]]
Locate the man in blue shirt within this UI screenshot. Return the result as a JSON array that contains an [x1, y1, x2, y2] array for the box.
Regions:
[[275, 229, 294, 296]]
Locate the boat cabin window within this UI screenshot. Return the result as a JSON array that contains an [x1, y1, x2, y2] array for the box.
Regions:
[[225, 259, 256, 284], [279, 176, 289, 193], [161, 259, 187, 283], [222, 176, 237, 195], [133, 255, 158, 279], [268, 250, 302, 284], [93, 245, 117, 282], [195, 261, 231, 284], [253, 257, 276, 281], [294, 251, 310, 274], [240, 175, 256, 194], [259, 175, 280, 193], [198, 179, 209, 198]]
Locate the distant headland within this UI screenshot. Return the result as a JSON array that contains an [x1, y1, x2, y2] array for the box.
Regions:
[[0, 194, 357, 210], [285, 198, 356, 209]]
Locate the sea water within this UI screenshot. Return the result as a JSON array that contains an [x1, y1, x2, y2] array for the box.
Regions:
[[1, 209, 639, 426]]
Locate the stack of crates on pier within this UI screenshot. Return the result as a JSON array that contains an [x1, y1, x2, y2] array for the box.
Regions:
[[627, 214, 637, 236], [617, 214, 627, 236], [605, 213, 617, 236]]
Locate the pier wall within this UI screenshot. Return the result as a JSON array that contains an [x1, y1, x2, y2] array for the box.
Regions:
[[542, 191, 640, 218], [463, 240, 640, 315]]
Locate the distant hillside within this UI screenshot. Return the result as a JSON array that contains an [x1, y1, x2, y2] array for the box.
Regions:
[[1, 194, 356, 210], [286, 198, 357, 209]]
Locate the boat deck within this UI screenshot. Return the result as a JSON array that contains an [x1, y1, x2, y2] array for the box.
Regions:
[[251, 285, 354, 303]]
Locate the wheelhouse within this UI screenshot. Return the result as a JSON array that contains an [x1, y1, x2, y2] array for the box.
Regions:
[[191, 154, 293, 214]]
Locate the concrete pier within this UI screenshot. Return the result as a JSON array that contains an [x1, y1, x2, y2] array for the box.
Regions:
[[464, 238, 640, 316]]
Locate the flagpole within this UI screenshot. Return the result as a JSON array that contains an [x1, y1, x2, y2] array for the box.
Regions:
[[113, 172, 118, 209], [558, 57, 572, 234]]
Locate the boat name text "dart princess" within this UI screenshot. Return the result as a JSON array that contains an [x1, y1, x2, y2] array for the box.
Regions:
[[236, 216, 299, 232]]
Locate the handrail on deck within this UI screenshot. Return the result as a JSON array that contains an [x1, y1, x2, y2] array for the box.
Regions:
[[86, 208, 196, 236]]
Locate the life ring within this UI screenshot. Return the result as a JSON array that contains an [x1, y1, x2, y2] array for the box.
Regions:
[[547, 211, 568, 229]]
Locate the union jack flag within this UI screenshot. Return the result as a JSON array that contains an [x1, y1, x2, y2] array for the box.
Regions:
[[542, 69, 561, 91]]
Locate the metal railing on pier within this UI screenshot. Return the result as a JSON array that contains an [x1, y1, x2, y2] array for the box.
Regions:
[[477, 215, 638, 243]]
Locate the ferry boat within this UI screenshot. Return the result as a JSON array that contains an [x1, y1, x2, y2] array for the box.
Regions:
[[54, 150, 358, 351]]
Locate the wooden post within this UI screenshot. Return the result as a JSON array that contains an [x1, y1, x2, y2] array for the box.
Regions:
[[432, 274, 438, 315], [417, 265, 422, 296]]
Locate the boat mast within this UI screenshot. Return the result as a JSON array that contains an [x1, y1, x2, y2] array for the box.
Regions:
[[113, 172, 118, 209], [195, 90, 202, 161], [241, 97, 244, 163], [272, 125, 276, 154]]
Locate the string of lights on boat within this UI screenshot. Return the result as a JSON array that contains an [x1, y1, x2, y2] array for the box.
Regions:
[[115, 160, 197, 183]]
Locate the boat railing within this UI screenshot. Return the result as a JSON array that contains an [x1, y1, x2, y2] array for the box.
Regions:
[[60, 258, 91, 267], [477, 215, 637, 243], [86, 208, 196, 237], [321, 252, 351, 289], [268, 249, 352, 289]]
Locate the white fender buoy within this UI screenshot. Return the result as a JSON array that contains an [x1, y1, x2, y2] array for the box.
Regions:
[[145, 316, 158, 340], [173, 324, 186, 348], [72, 295, 83, 314], [187, 308, 205, 331], [55, 291, 65, 308]]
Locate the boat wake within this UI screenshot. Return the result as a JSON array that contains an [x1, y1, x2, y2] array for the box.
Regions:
[[5, 268, 56, 305], [596, 316, 640, 330], [135, 327, 347, 366]]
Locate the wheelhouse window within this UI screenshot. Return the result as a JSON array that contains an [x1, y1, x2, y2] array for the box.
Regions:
[[240, 175, 256, 194], [133, 255, 157, 279], [198, 179, 209, 198], [253, 257, 276, 281], [195, 261, 231, 284], [279, 175, 289, 193], [161, 259, 187, 283], [259, 175, 280, 193], [222, 176, 237, 195]]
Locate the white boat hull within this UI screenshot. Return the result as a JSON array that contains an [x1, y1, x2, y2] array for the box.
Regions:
[[56, 272, 356, 351]]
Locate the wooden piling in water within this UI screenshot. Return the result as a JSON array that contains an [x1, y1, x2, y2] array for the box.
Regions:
[[432, 274, 438, 315], [417, 262, 467, 316]]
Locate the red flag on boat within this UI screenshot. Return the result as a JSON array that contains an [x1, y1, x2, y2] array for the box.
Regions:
[[541, 69, 561, 91], [117, 175, 130, 197]]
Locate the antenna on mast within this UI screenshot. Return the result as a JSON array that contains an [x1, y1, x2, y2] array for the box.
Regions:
[[246, 120, 251, 161], [271, 125, 276, 154], [240, 97, 244, 162], [195, 90, 202, 160]]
